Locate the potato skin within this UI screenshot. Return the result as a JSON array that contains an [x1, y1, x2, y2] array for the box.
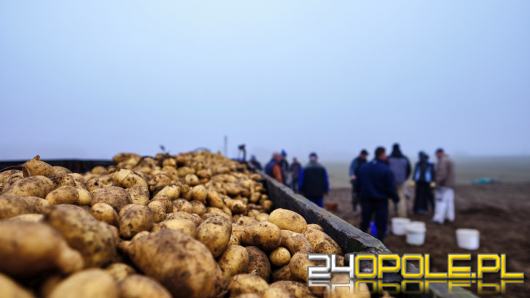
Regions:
[[5, 176, 55, 198], [119, 204, 154, 239], [46, 204, 117, 267], [0, 194, 49, 219], [269, 247, 291, 267], [0, 221, 83, 277], [219, 245, 249, 279], [90, 186, 132, 211], [90, 202, 119, 226], [118, 274, 171, 298], [288, 252, 316, 282], [49, 269, 118, 298], [272, 265, 292, 282], [241, 221, 281, 251], [152, 218, 197, 237], [280, 230, 312, 254], [197, 215, 232, 257], [46, 186, 90, 205], [246, 246, 271, 281], [125, 229, 218, 298], [228, 274, 269, 296], [105, 262, 136, 282], [268, 209, 307, 233], [303, 228, 342, 255], [0, 273, 34, 298], [270, 281, 314, 298]]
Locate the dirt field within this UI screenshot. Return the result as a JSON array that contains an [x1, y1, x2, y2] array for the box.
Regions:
[[326, 183, 530, 297]]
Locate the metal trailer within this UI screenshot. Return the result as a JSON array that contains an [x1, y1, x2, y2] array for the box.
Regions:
[[0, 159, 478, 298]]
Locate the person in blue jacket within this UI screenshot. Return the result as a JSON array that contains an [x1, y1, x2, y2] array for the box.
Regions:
[[299, 152, 329, 207], [357, 147, 399, 241]]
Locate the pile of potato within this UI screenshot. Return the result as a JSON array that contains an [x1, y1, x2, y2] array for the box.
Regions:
[[0, 152, 370, 298]]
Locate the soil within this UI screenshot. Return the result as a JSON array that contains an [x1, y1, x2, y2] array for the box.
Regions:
[[326, 183, 530, 298]]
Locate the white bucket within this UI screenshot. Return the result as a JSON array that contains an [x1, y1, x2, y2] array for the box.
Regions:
[[391, 217, 411, 235], [456, 229, 480, 250], [406, 221, 426, 246]]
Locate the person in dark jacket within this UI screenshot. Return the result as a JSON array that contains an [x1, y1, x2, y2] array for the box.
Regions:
[[249, 155, 262, 171], [280, 150, 290, 186], [387, 143, 412, 217], [349, 149, 369, 212], [289, 157, 302, 192], [413, 151, 435, 214], [357, 147, 399, 241], [299, 152, 329, 207], [265, 153, 284, 183]]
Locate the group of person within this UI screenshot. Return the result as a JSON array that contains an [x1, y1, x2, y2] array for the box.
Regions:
[[251, 143, 455, 242], [350, 143, 455, 241], [256, 151, 330, 208]]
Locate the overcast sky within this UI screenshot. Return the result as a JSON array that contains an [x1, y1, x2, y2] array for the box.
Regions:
[[1, 1, 529, 163]]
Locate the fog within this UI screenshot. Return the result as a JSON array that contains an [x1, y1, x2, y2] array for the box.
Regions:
[[1, 1, 529, 163]]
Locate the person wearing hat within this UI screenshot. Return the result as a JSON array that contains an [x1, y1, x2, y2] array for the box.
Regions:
[[413, 151, 435, 214], [349, 149, 369, 212], [299, 152, 329, 207]]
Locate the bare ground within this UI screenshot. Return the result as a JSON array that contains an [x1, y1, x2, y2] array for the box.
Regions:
[[326, 183, 530, 297]]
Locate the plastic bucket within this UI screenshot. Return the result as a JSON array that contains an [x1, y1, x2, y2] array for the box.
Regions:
[[456, 229, 480, 250], [391, 217, 411, 235], [406, 221, 426, 246]]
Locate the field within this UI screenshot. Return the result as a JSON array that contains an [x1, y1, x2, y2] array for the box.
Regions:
[[326, 183, 530, 297]]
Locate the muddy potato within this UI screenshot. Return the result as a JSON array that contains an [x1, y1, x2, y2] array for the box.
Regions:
[[190, 185, 207, 202], [225, 197, 247, 214], [0, 169, 24, 192], [49, 269, 118, 298], [272, 265, 292, 282], [190, 200, 206, 215], [0, 221, 83, 277], [288, 252, 316, 282], [5, 176, 55, 198], [90, 203, 119, 226], [280, 230, 312, 254], [269, 247, 291, 267], [85, 174, 114, 191], [246, 246, 271, 281], [90, 186, 132, 211], [173, 198, 193, 213], [228, 274, 269, 297], [235, 215, 258, 226], [268, 208, 307, 233], [270, 281, 314, 298], [119, 274, 171, 298], [184, 174, 200, 186], [154, 185, 180, 200], [206, 190, 226, 208], [203, 207, 231, 221], [124, 229, 218, 298], [147, 200, 167, 223], [40, 275, 64, 298], [119, 204, 154, 238], [106, 262, 136, 282], [197, 215, 232, 257], [126, 185, 150, 205], [46, 186, 91, 205], [0, 194, 49, 219], [46, 204, 117, 267], [0, 273, 34, 298], [24, 155, 54, 177], [303, 228, 342, 255], [152, 218, 197, 237], [263, 287, 294, 298], [306, 223, 323, 231], [167, 211, 203, 226], [112, 169, 148, 189], [241, 221, 281, 251], [255, 213, 269, 222], [7, 213, 44, 222], [219, 245, 249, 279]]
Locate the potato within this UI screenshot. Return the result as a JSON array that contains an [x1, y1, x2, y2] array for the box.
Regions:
[[203, 207, 231, 222], [288, 252, 316, 282], [7, 213, 44, 222], [147, 200, 167, 223], [272, 265, 292, 282], [235, 215, 258, 226], [263, 287, 294, 298], [90, 186, 132, 211], [324, 274, 370, 298], [225, 198, 247, 214], [118, 274, 171, 298], [153, 185, 180, 200], [119, 204, 154, 238], [219, 245, 249, 279], [255, 213, 269, 222], [85, 174, 114, 191], [280, 230, 312, 254], [270, 281, 314, 298], [269, 247, 291, 267], [190, 185, 207, 202], [246, 246, 271, 281], [173, 198, 193, 213], [5, 176, 55, 198], [303, 228, 342, 255], [190, 200, 207, 215], [40, 275, 64, 298], [0, 273, 34, 298], [167, 211, 203, 226], [206, 190, 226, 208], [307, 223, 323, 231], [152, 218, 197, 237], [24, 155, 54, 177], [112, 169, 148, 189], [228, 274, 269, 296], [126, 185, 150, 205], [49, 269, 118, 298], [124, 229, 217, 298], [58, 173, 86, 189], [46, 204, 117, 267], [46, 186, 91, 205], [90, 202, 119, 226], [184, 174, 200, 186], [241, 221, 281, 251], [106, 262, 136, 282], [197, 215, 232, 257], [0, 169, 24, 192], [0, 194, 49, 219], [268, 208, 307, 233], [0, 221, 83, 277]]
